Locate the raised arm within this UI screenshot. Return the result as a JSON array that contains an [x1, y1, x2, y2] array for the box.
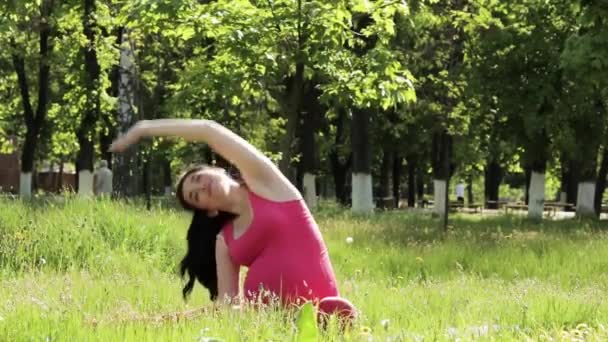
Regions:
[[109, 119, 296, 194]]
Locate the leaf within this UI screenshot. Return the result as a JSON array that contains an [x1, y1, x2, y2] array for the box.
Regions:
[[175, 26, 195, 40], [295, 302, 318, 342], [352, 0, 372, 13]]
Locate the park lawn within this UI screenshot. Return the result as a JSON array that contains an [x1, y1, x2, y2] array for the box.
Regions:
[[1, 197, 608, 341]]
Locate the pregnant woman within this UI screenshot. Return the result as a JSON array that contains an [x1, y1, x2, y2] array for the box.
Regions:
[[110, 119, 356, 324]]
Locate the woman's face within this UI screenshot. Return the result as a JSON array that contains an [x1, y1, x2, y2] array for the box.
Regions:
[[181, 168, 234, 211]]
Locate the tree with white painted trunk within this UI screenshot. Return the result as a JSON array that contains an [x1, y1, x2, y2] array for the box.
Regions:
[[561, 1, 608, 217], [297, 81, 323, 209], [465, 1, 578, 219], [521, 105, 552, 220], [431, 131, 453, 221], [4, 0, 56, 198], [351, 108, 373, 213], [76, 0, 102, 197], [415, 0, 466, 224]]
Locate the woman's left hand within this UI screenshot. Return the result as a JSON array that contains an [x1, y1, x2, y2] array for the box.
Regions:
[[109, 121, 148, 152]]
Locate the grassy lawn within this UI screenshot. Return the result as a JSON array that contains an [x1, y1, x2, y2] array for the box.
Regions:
[[1, 197, 608, 341]]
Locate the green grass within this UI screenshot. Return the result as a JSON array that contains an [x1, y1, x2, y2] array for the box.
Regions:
[[1, 197, 608, 341]]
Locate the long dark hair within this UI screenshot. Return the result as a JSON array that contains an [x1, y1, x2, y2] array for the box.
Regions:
[[176, 165, 237, 301]]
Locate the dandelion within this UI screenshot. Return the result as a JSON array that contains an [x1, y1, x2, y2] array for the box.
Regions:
[[360, 326, 372, 334], [416, 256, 424, 263], [346, 236, 354, 244], [380, 319, 390, 331], [39, 257, 47, 266]]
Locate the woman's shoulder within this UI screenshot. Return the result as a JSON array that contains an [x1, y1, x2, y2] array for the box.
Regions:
[[246, 181, 303, 203]]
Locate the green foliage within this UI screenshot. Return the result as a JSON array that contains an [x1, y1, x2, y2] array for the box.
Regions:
[[295, 302, 319, 342], [0, 0, 607, 205], [3, 199, 608, 339], [0, 197, 183, 274]]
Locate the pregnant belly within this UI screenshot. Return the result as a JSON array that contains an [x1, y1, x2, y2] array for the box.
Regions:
[[243, 256, 338, 305]]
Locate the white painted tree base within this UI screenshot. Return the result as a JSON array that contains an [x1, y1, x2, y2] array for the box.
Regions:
[[352, 173, 373, 214], [303, 173, 317, 209], [433, 179, 447, 218], [528, 171, 545, 219], [20, 172, 32, 199], [78, 170, 94, 197], [576, 182, 596, 216]]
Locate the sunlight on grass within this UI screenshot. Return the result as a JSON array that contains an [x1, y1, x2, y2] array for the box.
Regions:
[[1, 197, 608, 340]]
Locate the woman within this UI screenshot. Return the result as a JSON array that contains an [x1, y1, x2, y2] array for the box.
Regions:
[[110, 119, 356, 322]]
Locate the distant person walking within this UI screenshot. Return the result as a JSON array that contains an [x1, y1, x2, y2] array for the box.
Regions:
[[94, 160, 113, 196], [455, 181, 465, 204]]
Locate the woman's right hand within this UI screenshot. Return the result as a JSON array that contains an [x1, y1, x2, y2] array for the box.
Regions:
[[109, 121, 148, 152]]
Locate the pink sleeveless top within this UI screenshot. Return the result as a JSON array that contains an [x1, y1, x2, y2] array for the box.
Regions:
[[222, 190, 339, 304]]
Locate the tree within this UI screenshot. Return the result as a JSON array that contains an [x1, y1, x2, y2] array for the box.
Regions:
[[75, 0, 103, 196], [464, 0, 577, 219], [2, 0, 57, 198], [561, 0, 608, 217]]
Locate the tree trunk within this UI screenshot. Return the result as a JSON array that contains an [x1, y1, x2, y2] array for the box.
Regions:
[[392, 152, 403, 208], [163, 157, 172, 196], [524, 166, 531, 205], [379, 147, 392, 199], [299, 83, 319, 209], [576, 147, 599, 217], [467, 176, 474, 204], [351, 108, 373, 213], [58, 159, 64, 192], [431, 130, 452, 222], [12, 1, 53, 198], [526, 157, 547, 220], [406, 154, 417, 207], [329, 108, 350, 205], [143, 159, 151, 210], [114, 28, 139, 197], [561, 159, 579, 209], [575, 100, 605, 217], [416, 166, 425, 202], [594, 147, 608, 216], [484, 159, 501, 208], [76, 0, 101, 197], [330, 154, 350, 205], [99, 127, 114, 169], [277, 62, 304, 183]]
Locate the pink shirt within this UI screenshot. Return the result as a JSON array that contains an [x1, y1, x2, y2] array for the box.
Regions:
[[222, 190, 339, 304]]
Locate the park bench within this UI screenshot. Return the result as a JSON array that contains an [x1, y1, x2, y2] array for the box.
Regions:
[[448, 201, 464, 211], [486, 200, 509, 209], [417, 199, 434, 208], [544, 201, 574, 214], [504, 202, 574, 216], [504, 203, 528, 214], [448, 202, 483, 213], [375, 197, 396, 210], [465, 203, 483, 213]]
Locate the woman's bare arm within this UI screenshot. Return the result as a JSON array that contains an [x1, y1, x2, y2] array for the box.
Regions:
[[215, 235, 240, 305], [109, 119, 298, 196]]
